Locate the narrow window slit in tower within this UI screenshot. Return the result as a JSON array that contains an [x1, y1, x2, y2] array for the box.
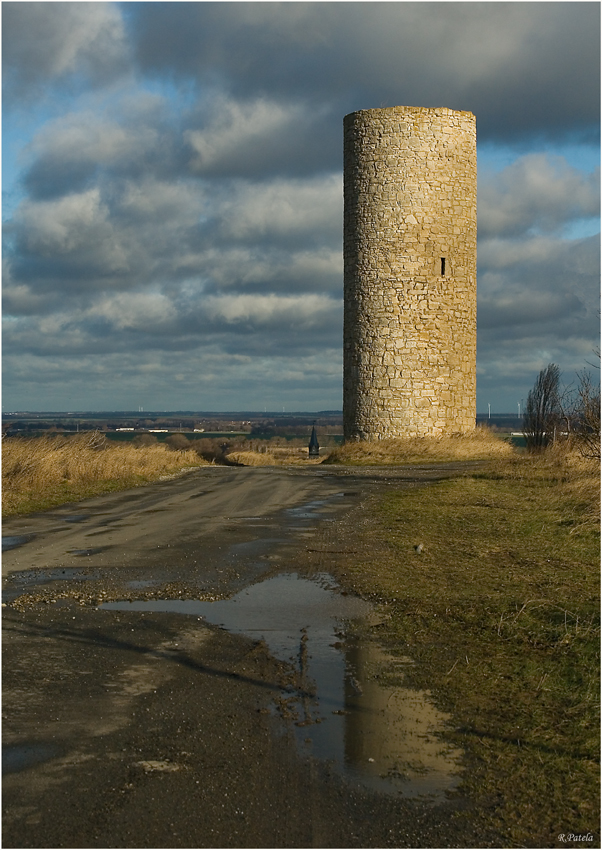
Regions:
[[440, 258, 446, 276]]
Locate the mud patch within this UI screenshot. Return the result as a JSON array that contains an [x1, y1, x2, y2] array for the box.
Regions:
[[3, 566, 101, 603]]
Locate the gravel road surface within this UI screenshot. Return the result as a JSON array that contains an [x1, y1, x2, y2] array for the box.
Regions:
[[3, 463, 484, 849]]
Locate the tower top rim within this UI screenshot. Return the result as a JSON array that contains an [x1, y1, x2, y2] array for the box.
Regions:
[[344, 105, 475, 121]]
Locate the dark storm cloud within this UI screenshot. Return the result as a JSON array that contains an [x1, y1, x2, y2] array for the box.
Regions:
[[128, 2, 600, 143], [2, 2, 130, 103], [184, 97, 341, 178]]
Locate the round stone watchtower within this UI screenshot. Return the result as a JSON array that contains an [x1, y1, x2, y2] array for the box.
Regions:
[[343, 105, 477, 440]]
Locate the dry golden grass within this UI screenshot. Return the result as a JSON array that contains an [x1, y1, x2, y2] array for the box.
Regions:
[[324, 426, 515, 465], [226, 450, 276, 466], [270, 446, 326, 465], [226, 447, 326, 466], [3, 433, 207, 516], [485, 441, 601, 534]]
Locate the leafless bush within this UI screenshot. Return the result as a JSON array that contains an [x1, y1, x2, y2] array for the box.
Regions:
[[523, 363, 562, 451], [132, 433, 159, 448], [190, 438, 228, 463], [573, 370, 601, 460]]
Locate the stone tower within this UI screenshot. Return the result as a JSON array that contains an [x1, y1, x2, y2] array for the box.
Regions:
[[343, 105, 476, 440]]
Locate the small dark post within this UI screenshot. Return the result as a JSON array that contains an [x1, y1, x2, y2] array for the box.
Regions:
[[308, 423, 320, 458]]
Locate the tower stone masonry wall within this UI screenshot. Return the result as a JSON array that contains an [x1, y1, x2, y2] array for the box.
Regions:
[[343, 105, 477, 440]]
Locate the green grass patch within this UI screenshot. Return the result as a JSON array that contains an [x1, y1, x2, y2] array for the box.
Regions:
[[341, 453, 599, 846]]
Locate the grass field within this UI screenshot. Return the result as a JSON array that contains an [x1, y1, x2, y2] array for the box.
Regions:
[[2, 433, 207, 516], [3, 429, 599, 843], [334, 446, 599, 847]]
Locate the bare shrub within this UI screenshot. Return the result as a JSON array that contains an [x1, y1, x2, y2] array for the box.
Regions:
[[523, 363, 562, 451], [573, 370, 601, 460], [191, 438, 226, 463], [132, 433, 159, 447], [165, 434, 191, 451]]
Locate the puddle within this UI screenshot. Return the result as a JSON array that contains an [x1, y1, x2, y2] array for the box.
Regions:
[[227, 538, 287, 560], [101, 573, 462, 800], [3, 742, 63, 774], [285, 499, 332, 521], [342, 642, 462, 796], [6, 566, 98, 585], [67, 547, 109, 557], [62, 514, 90, 523], [2, 535, 35, 552], [282, 493, 349, 528], [127, 579, 160, 590]]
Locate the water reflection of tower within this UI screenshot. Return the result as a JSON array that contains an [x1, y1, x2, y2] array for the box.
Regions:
[[343, 641, 462, 798], [344, 641, 393, 774]]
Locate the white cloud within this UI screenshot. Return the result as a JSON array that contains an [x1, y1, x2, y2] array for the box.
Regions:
[[116, 177, 205, 223], [16, 188, 108, 254], [28, 111, 156, 171], [183, 95, 334, 177], [90, 292, 177, 332], [131, 3, 600, 141], [204, 293, 339, 327], [215, 175, 342, 242]]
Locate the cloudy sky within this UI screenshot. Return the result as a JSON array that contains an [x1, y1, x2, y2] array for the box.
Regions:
[[3, 2, 600, 414]]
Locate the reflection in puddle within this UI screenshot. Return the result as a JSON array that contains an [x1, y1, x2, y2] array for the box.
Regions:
[[101, 573, 462, 800], [343, 642, 462, 797], [227, 538, 287, 560], [285, 499, 329, 520], [284, 495, 343, 524]]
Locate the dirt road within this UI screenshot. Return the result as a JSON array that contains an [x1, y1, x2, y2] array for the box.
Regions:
[[3, 463, 484, 848]]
